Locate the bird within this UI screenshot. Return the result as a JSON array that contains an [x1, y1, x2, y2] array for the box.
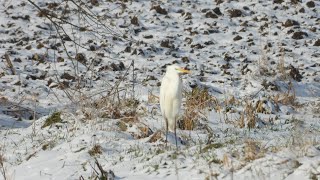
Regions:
[[160, 64, 190, 147]]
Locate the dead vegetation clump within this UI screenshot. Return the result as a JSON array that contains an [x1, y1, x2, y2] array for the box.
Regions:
[[127, 123, 153, 140], [80, 95, 139, 121], [285, 117, 320, 158], [244, 101, 257, 129], [277, 48, 303, 82], [277, 48, 287, 79], [243, 139, 266, 161], [179, 87, 216, 130], [0, 147, 10, 180], [238, 98, 275, 129], [312, 102, 320, 114], [88, 144, 103, 157], [272, 81, 300, 108], [148, 130, 163, 143], [79, 93, 154, 140], [0, 152, 6, 180], [237, 100, 258, 129]]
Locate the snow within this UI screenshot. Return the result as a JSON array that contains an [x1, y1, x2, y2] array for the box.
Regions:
[[0, 0, 320, 179]]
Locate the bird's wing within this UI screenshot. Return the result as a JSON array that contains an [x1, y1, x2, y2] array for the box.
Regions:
[[160, 76, 170, 117], [160, 76, 182, 120], [170, 79, 182, 118]]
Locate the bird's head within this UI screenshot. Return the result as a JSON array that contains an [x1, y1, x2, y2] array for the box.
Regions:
[[166, 64, 191, 75]]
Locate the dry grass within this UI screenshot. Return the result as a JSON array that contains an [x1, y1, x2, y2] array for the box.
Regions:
[[180, 87, 217, 130], [0, 152, 6, 180], [147, 91, 159, 104], [79, 94, 140, 121], [223, 153, 232, 170], [237, 99, 270, 129], [258, 48, 275, 77], [244, 139, 266, 161], [312, 102, 320, 114], [88, 144, 103, 157], [238, 112, 245, 128], [286, 117, 320, 157], [226, 95, 240, 107], [244, 101, 257, 129], [0, 147, 10, 180], [272, 81, 300, 108], [277, 47, 287, 79], [148, 130, 163, 143]]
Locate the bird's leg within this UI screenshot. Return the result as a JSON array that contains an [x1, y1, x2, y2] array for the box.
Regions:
[[165, 118, 168, 148], [174, 118, 178, 149]]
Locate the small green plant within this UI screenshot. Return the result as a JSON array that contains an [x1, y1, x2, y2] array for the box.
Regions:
[[127, 145, 143, 158], [42, 112, 62, 128], [155, 148, 165, 155], [202, 143, 224, 153], [203, 151, 222, 164], [42, 141, 56, 150], [117, 121, 127, 131], [152, 164, 159, 171], [169, 151, 179, 160]]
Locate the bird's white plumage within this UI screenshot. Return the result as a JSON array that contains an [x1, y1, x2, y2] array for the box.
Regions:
[[160, 65, 190, 135]]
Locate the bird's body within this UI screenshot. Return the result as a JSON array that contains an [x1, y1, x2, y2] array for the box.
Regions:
[[160, 64, 190, 147], [160, 69, 182, 131]]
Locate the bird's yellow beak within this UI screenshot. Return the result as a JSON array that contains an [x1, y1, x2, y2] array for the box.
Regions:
[[177, 68, 191, 74]]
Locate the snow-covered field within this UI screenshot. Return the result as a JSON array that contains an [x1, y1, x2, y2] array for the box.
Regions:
[[0, 0, 319, 179]]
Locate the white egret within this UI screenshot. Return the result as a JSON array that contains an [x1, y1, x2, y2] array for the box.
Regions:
[[160, 64, 190, 147]]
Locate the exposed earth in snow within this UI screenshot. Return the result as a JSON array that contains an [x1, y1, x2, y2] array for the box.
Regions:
[[0, 0, 319, 179]]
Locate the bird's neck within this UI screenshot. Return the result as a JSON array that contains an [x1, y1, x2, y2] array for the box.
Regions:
[[167, 72, 180, 81]]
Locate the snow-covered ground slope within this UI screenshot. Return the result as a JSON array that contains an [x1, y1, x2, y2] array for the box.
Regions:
[[0, 0, 319, 179]]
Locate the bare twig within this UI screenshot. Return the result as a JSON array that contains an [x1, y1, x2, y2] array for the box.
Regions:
[[4, 53, 15, 75], [95, 158, 108, 178], [0, 151, 7, 180]]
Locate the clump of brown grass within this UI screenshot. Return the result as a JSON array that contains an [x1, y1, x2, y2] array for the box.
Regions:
[[88, 144, 102, 157], [148, 130, 163, 143], [238, 98, 275, 129], [239, 101, 257, 129], [312, 102, 320, 114], [180, 87, 217, 130], [225, 95, 240, 109], [272, 81, 300, 108], [238, 112, 245, 128], [277, 47, 287, 79], [116, 113, 152, 139], [223, 153, 232, 170], [244, 139, 265, 161], [255, 100, 265, 113], [79, 95, 140, 121], [147, 91, 159, 104]]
